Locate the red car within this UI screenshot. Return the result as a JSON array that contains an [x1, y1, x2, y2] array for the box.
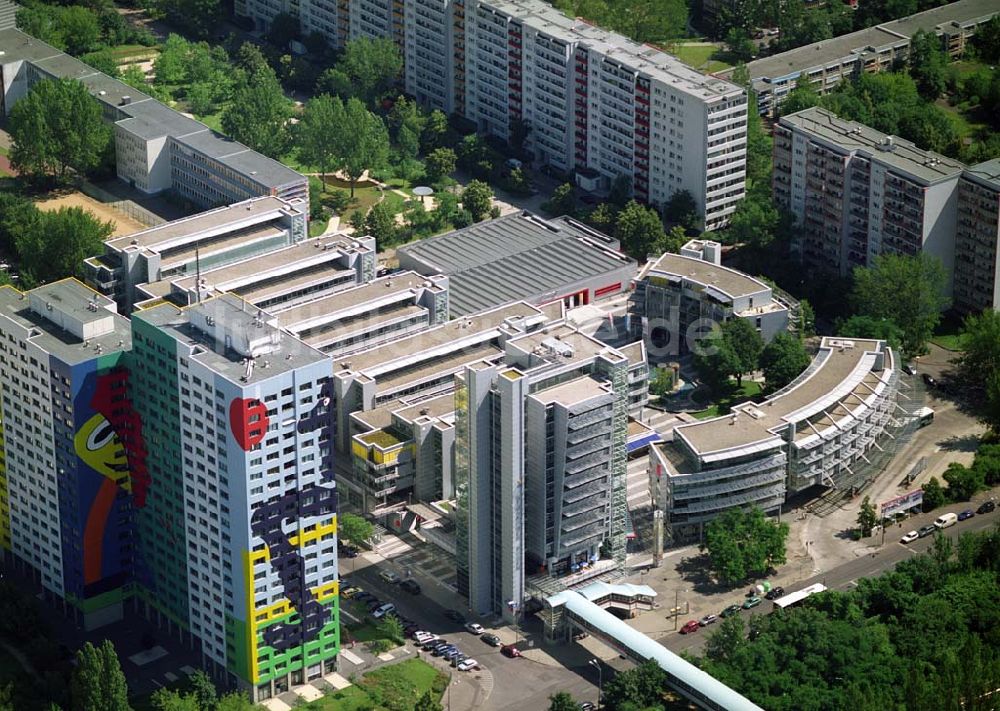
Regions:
[[501, 644, 522, 658], [680, 620, 700, 634]]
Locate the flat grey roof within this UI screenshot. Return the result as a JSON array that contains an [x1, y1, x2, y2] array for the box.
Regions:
[[532, 375, 612, 406], [398, 213, 635, 316], [278, 272, 432, 330], [376, 343, 504, 395], [508, 322, 627, 368], [675, 337, 888, 456], [0, 281, 132, 365], [728, 0, 998, 82], [781, 107, 965, 184], [106, 197, 296, 252], [135, 295, 328, 383], [345, 301, 547, 375], [964, 158, 1000, 189], [647, 253, 771, 300]]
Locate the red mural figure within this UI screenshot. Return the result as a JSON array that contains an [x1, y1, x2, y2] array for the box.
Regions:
[[75, 369, 150, 586], [230, 397, 269, 451]]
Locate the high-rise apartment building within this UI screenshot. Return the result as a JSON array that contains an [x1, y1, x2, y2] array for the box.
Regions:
[[954, 158, 1000, 314], [235, 0, 746, 229], [130, 296, 338, 700], [774, 107, 963, 291], [455, 325, 633, 619], [0, 281, 137, 630]]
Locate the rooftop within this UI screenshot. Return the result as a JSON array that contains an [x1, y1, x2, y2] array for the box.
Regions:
[[507, 322, 628, 369], [351, 392, 457, 432], [781, 107, 965, 184], [135, 294, 329, 384], [728, 0, 998, 82], [646, 253, 772, 301], [105, 197, 299, 252], [532, 375, 612, 406], [964, 158, 1000, 188], [398, 213, 636, 316], [0, 280, 132, 365], [674, 337, 889, 457], [278, 272, 434, 331], [482, 0, 743, 101], [343, 301, 548, 376]]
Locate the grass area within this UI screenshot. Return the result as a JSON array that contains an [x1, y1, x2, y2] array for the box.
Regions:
[[692, 380, 764, 420], [300, 659, 449, 711], [337, 186, 409, 218], [309, 216, 330, 237], [0, 145, 8, 157], [931, 317, 966, 352], [108, 44, 160, 61], [669, 42, 732, 73]]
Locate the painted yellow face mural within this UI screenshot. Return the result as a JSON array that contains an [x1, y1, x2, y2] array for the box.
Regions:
[[74, 413, 132, 492]]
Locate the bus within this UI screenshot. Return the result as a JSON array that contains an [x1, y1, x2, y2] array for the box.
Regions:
[[771, 583, 828, 612], [914, 407, 935, 427]]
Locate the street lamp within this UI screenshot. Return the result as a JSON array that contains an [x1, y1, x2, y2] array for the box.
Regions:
[[507, 599, 521, 645], [588, 658, 603, 709]]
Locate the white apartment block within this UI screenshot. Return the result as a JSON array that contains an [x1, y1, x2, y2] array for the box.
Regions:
[[954, 158, 1000, 314], [236, 0, 747, 229], [774, 108, 963, 293]]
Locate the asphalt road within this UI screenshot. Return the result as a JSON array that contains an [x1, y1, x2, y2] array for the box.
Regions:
[[662, 500, 1000, 655]]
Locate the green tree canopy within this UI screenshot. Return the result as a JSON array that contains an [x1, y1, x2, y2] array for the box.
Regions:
[[836, 314, 904, 351], [461, 180, 494, 222], [547, 691, 578, 711], [365, 201, 398, 246], [70, 640, 130, 711], [414, 690, 444, 711], [850, 253, 948, 358], [338, 513, 373, 547], [921, 476, 947, 512], [9, 78, 111, 182], [543, 183, 576, 218], [15, 206, 114, 285], [662, 189, 699, 231], [760, 332, 810, 392], [297, 94, 346, 186], [424, 148, 457, 184], [702, 506, 789, 586], [337, 98, 390, 197], [601, 660, 667, 710], [908, 29, 947, 100], [319, 37, 403, 105], [144, 0, 221, 38], [222, 70, 292, 159], [857, 495, 879, 537], [615, 200, 666, 259]]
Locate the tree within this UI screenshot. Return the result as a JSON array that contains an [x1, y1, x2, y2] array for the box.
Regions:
[[330, 37, 403, 105], [9, 78, 111, 181], [365, 201, 397, 246], [149, 689, 199, 711], [649, 367, 674, 398], [414, 691, 443, 711], [379, 613, 405, 643], [186, 670, 216, 711], [908, 29, 947, 100], [984, 371, 1000, 434], [922, 476, 947, 512], [974, 15, 1000, 63], [267, 12, 300, 50], [16, 207, 114, 285], [798, 299, 816, 338], [339, 513, 373, 547], [146, 0, 221, 38], [760, 333, 810, 391], [722, 318, 764, 387], [71, 641, 129, 711], [662, 189, 699, 232], [215, 693, 256, 711], [723, 196, 779, 248], [461, 180, 494, 222], [543, 183, 576, 217], [942, 462, 984, 502], [397, 123, 421, 160], [725, 28, 755, 63], [837, 314, 904, 351], [704, 614, 746, 663], [780, 81, 820, 116], [423, 110, 450, 151], [601, 660, 667, 710], [0, 194, 41, 256], [702, 506, 789, 586], [186, 82, 216, 117], [547, 692, 578, 711], [222, 74, 292, 159], [335, 98, 390, 197], [958, 309, 1000, 386], [850, 253, 948, 358], [424, 148, 457, 184], [81, 49, 120, 77], [615, 200, 666, 258], [857, 496, 879, 537], [298, 94, 345, 187]]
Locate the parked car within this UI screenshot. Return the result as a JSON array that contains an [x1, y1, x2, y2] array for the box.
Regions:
[[680, 620, 700, 634], [365, 599, 384, 612], [403, 624, 419, 636], [341, 546, 359, 558], [721, 604, 742, 618], [423, 639, 443, 651], [451, 654, 467, 667], [372, 603, 396, 619], [958, 509, 975, 521], [934, 512, 958, 529], [465, 622, 485, 635], [698, 614, 718, 627], [379, 571, 401, 585], [765, 587, 785, 600], [355, 592, 376, 603], [922, 373, 937, 387], [445, 610, 466, 623], [457, 658, 480, 671], [917, 524, 937, 538], [431, 643, 454, 656], [900, 530, 919, 544], [501, 644, 522, 658], [578, 703, 596, 711], [444, 648, 464, 661], [481, 633, 501, 647], [399, 579, 421, 595], [903, 363, 917, 376], [341, 586, 362, 598], [742, 596, 763, 609], [978, 500, 996, 514]]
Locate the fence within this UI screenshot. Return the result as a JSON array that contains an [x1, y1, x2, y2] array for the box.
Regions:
[[78, 180, 166, 228]]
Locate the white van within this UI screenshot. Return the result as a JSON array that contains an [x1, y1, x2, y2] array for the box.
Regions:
[[934, 512, 957, 529]]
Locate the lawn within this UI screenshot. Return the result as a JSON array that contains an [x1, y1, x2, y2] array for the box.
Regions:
[[692, 379, 763, 420], [301, 659, 448, 711], [108, 44, 160, 61], [669, 43, 732, 73], [931, 317, 966, 352]]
